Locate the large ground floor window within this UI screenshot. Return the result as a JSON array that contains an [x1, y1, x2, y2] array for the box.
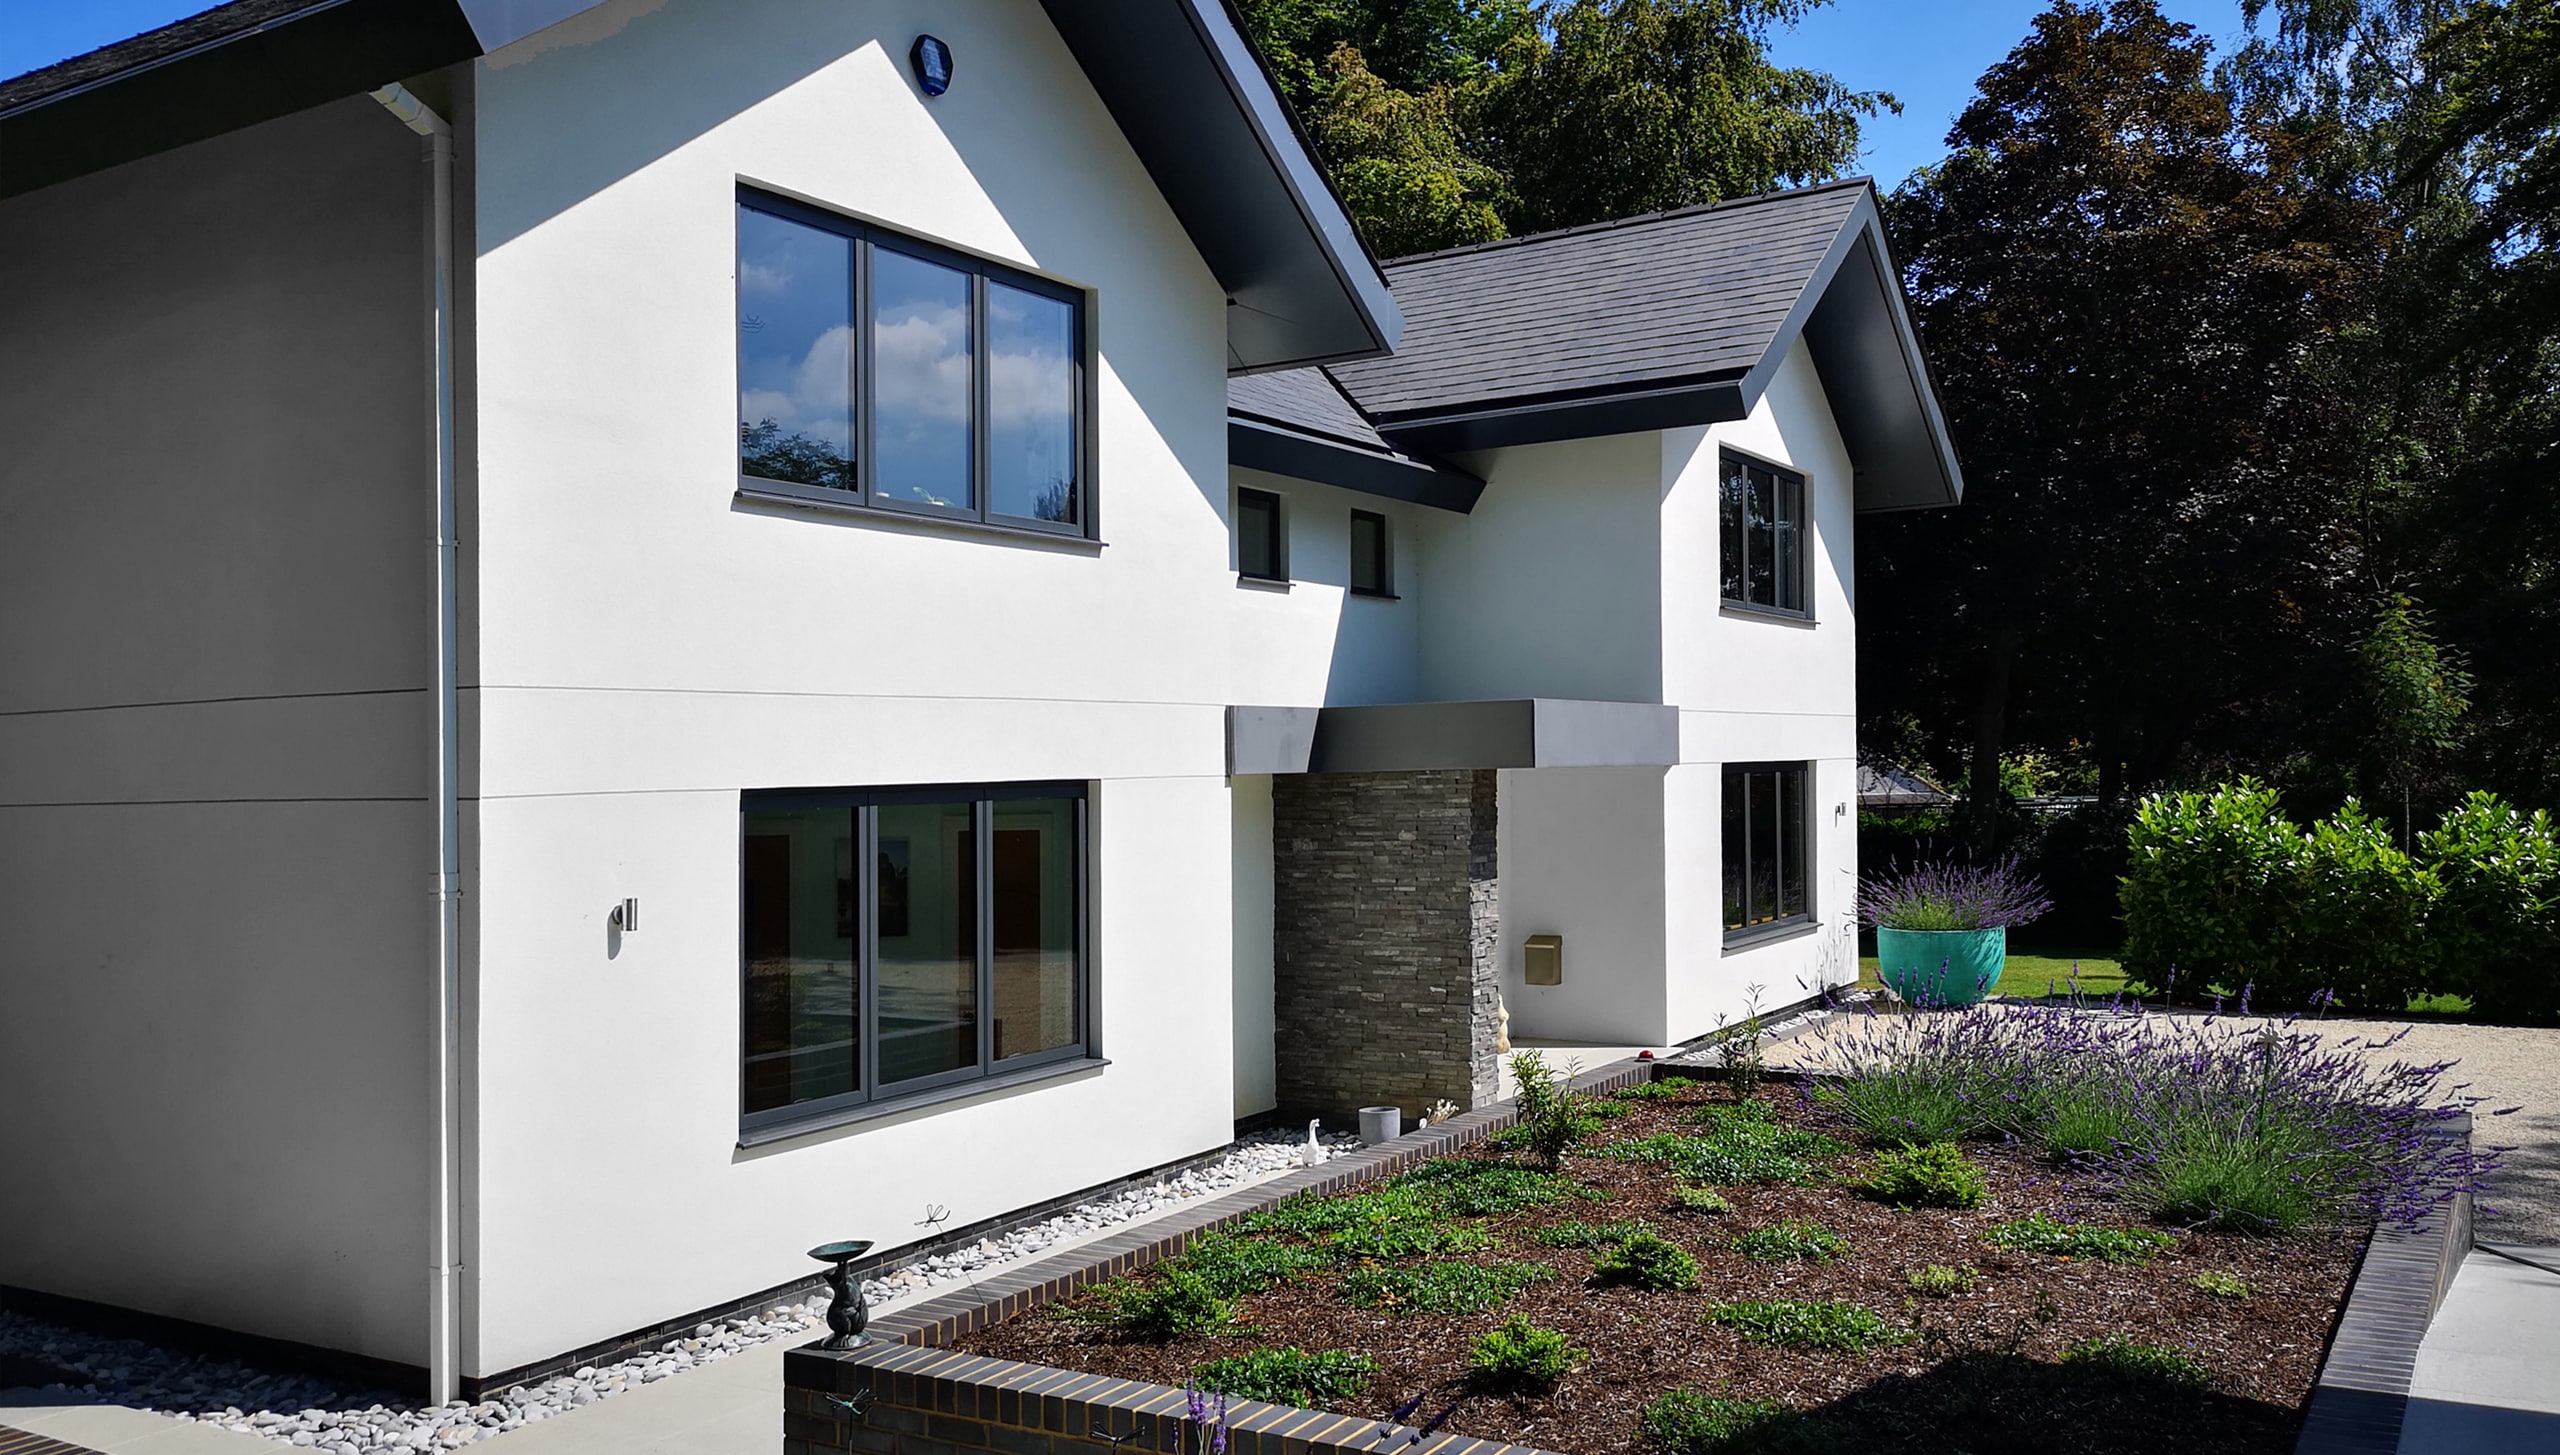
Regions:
[[1723, 762, 1809, 941], [741, 783, 1086, 1133]]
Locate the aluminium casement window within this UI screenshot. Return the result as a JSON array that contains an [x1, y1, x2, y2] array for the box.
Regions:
[[1349, 509, 1392, 597], [735, 190, 1089, 535], [1719, 451, 1807, 615], [1723, 762, 1810, 941], [740, 783, 1087, 1133], [1235, 487, 1287, 581]]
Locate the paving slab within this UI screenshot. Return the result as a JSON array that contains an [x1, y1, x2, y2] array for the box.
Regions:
[[0, 1405, 268, 1454]]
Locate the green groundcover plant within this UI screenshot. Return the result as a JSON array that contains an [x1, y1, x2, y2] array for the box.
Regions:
[[1983, 1215, 2172, 1263], [1468, 1316, 1581, 1391], [1705, 1300, 1907, 1352], [1854, 1142, 1989, 1208], [1733, 1220, 1846, 1262], [1591, 1230, 1701, 1290], [1640, 1390, 1853, 1455], [1191, 1348, 1375, 1409], [2060, 1334, 2210, 1391]]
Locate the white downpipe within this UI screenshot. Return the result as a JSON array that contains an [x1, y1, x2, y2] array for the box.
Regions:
[[371, 81, 462, 1409]]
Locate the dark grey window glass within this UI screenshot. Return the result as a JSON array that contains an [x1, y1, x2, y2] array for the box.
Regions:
[[987, 282, 1079, 524], [1723, 762, 1810, 938], [1236, 488, 1285, 580], [741, 783, 1088, 1131], [737, 208, 855, 490], [1719, 454, 1808, 615], [1350, 509, 1391, 596], [741, 804, 858, 1112], [735, 191, 1089, 537], [872, 248, 975, 512]]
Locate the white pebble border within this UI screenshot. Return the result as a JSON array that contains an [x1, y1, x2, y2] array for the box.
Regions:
[[0, 1125, 1363, 1454]]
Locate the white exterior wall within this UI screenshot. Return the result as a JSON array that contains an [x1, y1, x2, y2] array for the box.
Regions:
[[0, 99, 436, 1361], [1227, 467, 1425, 707], [466, 0, 1245, 1374], [1229, 775, 1276, 1117]]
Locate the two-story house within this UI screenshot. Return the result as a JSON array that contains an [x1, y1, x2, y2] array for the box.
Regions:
[[0, 0, 1960, 1408]]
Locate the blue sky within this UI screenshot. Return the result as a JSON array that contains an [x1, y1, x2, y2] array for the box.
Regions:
[[4, 0, 2256, 190]]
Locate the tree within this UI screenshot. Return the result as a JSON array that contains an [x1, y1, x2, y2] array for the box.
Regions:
[[2358, 595, 2472, 844], [1859, 1, 2387, 849], [1239, 0, 1893, 254]]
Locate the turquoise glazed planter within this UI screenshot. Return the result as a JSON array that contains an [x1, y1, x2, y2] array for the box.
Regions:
[[1876, 926, 2007, 1007]]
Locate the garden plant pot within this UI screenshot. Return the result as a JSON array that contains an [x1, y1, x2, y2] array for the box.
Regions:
[[1357, 1105, 1402, 1145], [1876, 926, 2007, 1007]]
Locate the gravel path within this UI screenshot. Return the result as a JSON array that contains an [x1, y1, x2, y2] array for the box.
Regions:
[[1759, 1004, 2560, 1242], [0, 1124, 1364, 1453]]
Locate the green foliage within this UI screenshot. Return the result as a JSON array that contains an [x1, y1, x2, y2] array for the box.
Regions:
[[1809, 1072, 1987, 1149], [1508, 1050, 1591, 1171], [1639, 1390, 1852, 1455], [1237, 0, 1891, 253], [1529, 1218, 1652, 1249], [2060, 1334, 2210, 1391], [2193, 1270, 2253, 1299], [1853, 1142, 1989, 1209], [1591, 1230, 1702, 1290], [1169, 1234, 1322, 1297], [1338, 1259, 1554, 1314], [1467, 1315, 1581, 1391], [1731, 1219, 1845, 1262], [2120, 780, 2435, 1009], [1617, 1075, 1705, 1102], [2420, 793, 2560, 1022], [1392, 1156, 1593, 1214], [1246, 1185, 1431, 1238], [1705, 1299, 1908, 1352], [1321, 1219, 1492, 1263], [2144, 1126, 2325, 1233], [1905, 1264, 1977, 1297], [1095, 1265, 1234, 1342], [1244, 1178, 1493, 1261], [1983, 1215, 2173, 1264], [1670, 1183, 1734, 1215], [1191, 1348, 1376, 1409], [1601, 1100, 1847, 1184], [1705, 985, 1769, 1100]]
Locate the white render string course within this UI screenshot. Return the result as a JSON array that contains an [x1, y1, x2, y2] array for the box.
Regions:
[[0, 1128, 1358, 1454]]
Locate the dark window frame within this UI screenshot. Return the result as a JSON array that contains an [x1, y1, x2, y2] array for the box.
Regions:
[[1349, 508, 1394, 598], [735, 187, 1095, 540], [1722, 761, 1812, 944], [1718, 448, 1810, 619], [1235, 486, 1288, 582], [739, 781, 1092, 1139]]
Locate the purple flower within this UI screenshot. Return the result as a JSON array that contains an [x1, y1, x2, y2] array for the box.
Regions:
[[1855, 856, 2053, 930]]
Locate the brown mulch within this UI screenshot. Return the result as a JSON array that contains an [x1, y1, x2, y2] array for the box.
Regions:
[[955, 1082, 2363, 1455]]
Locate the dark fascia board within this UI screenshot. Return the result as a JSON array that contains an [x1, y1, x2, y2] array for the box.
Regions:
[[1041, 0, 1402, 371], [0, 0, 482, 199], [1228, 418, 1484, 513], [1302, 699, 1678, 774], [1375, 379, 1751, 455]]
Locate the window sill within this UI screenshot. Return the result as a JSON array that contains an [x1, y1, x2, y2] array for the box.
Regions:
[[1720, 602, 1815, 627], [1348, 588, 1400, 601], [739, 1055, 1111, 1149], [1722, 919, 1819, 952], [1237, 574, 1292, 592], [736, 481, 1105, 551]]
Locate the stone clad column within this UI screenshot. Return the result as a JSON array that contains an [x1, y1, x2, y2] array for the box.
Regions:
[[1271, 769, 1501, 1120]]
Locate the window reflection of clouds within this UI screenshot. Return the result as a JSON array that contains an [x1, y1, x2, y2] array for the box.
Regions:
[[736, 208, 853, 485], [873, 249, 974, 509], [988, 282, 1076, 523]]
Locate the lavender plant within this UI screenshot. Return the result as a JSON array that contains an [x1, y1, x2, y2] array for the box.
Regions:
[[1855, 857, 2053, 931], [1805, 997, 2503, 1232]]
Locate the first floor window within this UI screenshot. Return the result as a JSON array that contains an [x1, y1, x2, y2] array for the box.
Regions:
[[741, 783, 1086, 1131], [1723, 763, 1808, 939], [1350, 509, 1392, 596], [737, 190, 1088, 534], [1236, 487, 1286, 580], [1719, 452, 1806, 615]]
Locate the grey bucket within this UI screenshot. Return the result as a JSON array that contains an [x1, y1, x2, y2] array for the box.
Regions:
[[1357, 1106, 1403, 1145]]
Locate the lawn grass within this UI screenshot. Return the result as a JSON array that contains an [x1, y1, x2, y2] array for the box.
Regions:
[[1853, 951, 2475, 1015]]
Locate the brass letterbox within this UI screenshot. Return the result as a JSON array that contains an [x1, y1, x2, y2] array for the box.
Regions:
[[1523, 934, 1564, 986]]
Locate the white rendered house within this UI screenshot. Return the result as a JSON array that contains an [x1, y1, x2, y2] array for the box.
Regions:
[[0, 0, 1961, 1406]]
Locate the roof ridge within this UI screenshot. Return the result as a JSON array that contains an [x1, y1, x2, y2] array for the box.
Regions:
[[1379, 177, 1874, 268]]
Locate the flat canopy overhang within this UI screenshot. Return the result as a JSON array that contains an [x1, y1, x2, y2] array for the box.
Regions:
[[1227, 700, 1678, 776], [0, 0, 1399, 373]]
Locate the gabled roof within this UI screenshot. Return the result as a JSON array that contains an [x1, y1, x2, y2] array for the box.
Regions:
[[1241, 180, 1963, 513], [1227, 368, 1483, 512], [0, 0, 1399, 372]]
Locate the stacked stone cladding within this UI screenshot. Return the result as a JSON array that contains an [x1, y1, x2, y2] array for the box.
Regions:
[[1270, 769, 1500, 1120]]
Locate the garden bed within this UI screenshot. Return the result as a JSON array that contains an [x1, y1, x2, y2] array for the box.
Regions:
[[953, 1073, 2365, 1455]]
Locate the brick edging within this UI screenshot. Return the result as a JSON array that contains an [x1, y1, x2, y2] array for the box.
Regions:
[[0, 1425, 107, 1455], [783, 1058, 1656, 1455], [2292, 1117, 2476, 1455]]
